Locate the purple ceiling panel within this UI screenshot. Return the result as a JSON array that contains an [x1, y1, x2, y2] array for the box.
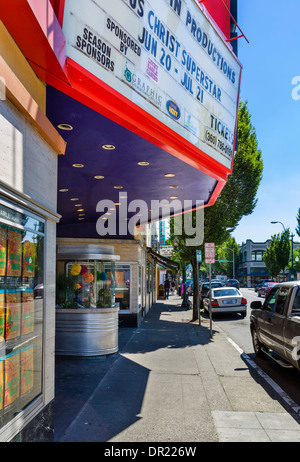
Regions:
[[46, 85, 217, 238]]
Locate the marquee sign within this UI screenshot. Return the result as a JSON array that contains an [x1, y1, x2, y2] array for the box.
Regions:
[[62, 0, 241, 170]]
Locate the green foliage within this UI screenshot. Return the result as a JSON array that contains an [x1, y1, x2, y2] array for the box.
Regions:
[[215, 237, 240, 278], [170, 101, 263, 257], [287, 247, 300, 272], [263, 229, 291, 279]]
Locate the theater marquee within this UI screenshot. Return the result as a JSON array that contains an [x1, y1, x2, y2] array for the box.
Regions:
[[62, 0, 242, 170]]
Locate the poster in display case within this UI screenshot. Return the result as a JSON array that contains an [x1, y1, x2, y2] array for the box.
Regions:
[[0, 202, 44, 431], [7, 229, 22, 277], [21, 344, 33, 396], [21, 290, 34, 336], [0, 227, 6, 277], [22, 241, 35, 278], [0, 358, 3, 411], [6, 290, 21, 342], [0, 291, 4, 343], [4, 350, 20, 408]]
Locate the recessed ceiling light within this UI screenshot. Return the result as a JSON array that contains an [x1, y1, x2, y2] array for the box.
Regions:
[[114, 202, 120, 206], [94, 175, 105, 179], [79, 213, 85, 216], [70, 197, 79, 201], [170, 196, 178, 199], [78, 218, 85, 220], [169, 185, 178, 189], [114, 185, 123, 189], [75, 204, 83, 207], [137, 161, 149, 166], [57, 123, 73, 130], [59, 188, 69, 192], [102, 144, 115, 150], [72, 163, 84, 168], [77, 208, 85, 212], [109, 208, 115, 211], [164, 173, 175, 177]]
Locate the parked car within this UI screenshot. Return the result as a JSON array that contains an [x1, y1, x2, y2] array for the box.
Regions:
[[34, 283, 44, 299], [250, 281, 300, 370], [185, 279, 193, 296], [187, 281, 193, 296], [226, 279, 240, 289], [257, 282, 277, 297], [255, 279, 273, 292], [202, 286, 247, 317], [211, 279, 224, 285], [199, 281, 223, 306]]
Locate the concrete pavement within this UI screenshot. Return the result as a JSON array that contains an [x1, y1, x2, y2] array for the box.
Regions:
[[54, 294, 300, 442]]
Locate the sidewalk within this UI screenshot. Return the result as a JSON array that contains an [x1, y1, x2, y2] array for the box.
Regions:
[[54, 294, 300, 442]]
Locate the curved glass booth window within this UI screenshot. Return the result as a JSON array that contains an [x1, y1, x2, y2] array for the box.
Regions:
[[56, 261, 116, 308], [55, 245, 120, 356]]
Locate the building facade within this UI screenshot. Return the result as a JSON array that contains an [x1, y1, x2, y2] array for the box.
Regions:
[[0, 0, 240, 441], [237, 239, 300, 287]]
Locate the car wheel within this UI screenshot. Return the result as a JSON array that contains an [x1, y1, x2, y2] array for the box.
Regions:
[[240, 312, 246, 318], [251, 325, 266, 358]]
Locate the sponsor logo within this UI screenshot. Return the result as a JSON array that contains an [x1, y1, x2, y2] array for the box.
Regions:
[[166, 100, 181, 120]]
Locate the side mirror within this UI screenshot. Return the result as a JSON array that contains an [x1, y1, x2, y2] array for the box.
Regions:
[[251, 300, 263, 310]]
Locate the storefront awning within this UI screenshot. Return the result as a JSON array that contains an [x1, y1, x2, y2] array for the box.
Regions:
[[147, 247, 179, 271]]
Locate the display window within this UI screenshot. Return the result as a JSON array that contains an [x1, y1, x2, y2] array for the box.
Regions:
[[56, 261, 116, 309], [0, 202, 44, 430], [115, 264, 131, 310]]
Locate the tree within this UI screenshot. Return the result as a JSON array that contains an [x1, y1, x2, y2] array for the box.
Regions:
[[263, 229, 291, 280], [170, 101, 263, 320], [216, 237, 240, 278], [288, 246, 300, 273], [263, 240, 282, 280]]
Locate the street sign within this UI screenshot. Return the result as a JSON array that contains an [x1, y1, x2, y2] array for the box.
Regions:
[[219, 260, 228, 262], [196, 250, 202, 262], [205, 243, 215, 264]]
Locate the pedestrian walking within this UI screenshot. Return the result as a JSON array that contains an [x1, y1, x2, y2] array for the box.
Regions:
[[170, 279, 175, 295], [164, 278, 170, 299]]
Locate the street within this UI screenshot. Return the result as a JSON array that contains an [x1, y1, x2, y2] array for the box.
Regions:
[[206, 287, 300, 412]]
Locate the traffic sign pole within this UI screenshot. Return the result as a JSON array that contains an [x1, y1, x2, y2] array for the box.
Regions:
[[204, 244, 215, 338], [209, 263, 212, 338], [196, 250, 201, 326]]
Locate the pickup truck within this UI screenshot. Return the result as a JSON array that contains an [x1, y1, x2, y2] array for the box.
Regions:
[[250, 281, 300, 371]]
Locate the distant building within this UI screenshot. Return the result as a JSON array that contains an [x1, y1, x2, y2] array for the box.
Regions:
[[237, 239, 300, 286]]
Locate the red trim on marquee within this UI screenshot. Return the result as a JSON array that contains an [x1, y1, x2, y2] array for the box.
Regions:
[[198, 0, 231, 39], [0, 0, 69, 84], [51, 0, 65, 28]]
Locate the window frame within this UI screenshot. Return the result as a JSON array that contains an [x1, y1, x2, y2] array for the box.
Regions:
[[115, 263, 132, 312], [0, 197, 46, 440]]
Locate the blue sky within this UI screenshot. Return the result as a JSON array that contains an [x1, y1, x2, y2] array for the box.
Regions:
[[231, 0, 300, 245]]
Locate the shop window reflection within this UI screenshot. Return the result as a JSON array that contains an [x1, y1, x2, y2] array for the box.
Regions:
[[115, 264, 130, 310], [0, 211, 44, 430]]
